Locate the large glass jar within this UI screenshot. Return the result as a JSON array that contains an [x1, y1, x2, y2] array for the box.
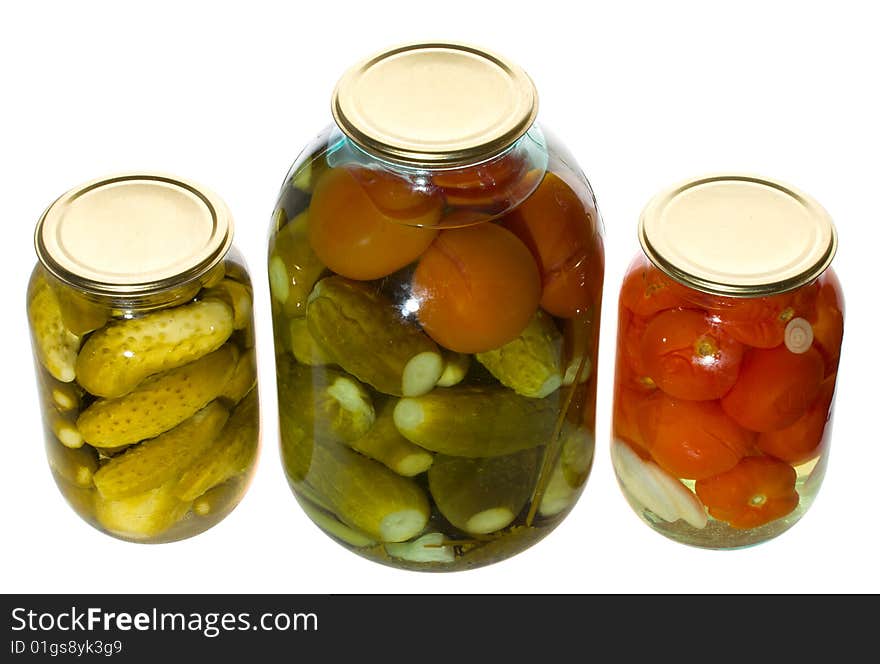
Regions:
[[28, 173, 260, 543], [269, 43, 604, 570], [612, 175, 842, 548]]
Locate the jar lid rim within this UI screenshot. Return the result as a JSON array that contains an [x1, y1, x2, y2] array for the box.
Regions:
[[35, 172, 233, 297], [638, 173, 838, 297], [331, 42, 539, 167]]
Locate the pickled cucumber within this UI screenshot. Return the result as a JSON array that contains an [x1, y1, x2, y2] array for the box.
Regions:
[[291, 152, 329, 193], [192, 484, 229, 517], [385, 532, 455, 563], [428, 449, 539, 535], [300, 498, 377, 548], [437, 351, 470, 387], [347, 400, 433, 477], [279, 403, 312, 483], [27, 269, 80, 382], [49, 409, 84, 449], [175, 391, 259, 501], [394, 386, 558, 457], [95, 481, 191, 540], [476, 310, 562, 398], [203, 279, 252, 330], [538, 427, 594, 517], [77, 344, 238, 447], [47, 438, 98, 489], [268, 210, 325, 317], [93, 402, 229, 500], [278, 357, 375, 445], [307, 276, 443, 396], [76, 298, 234, 398], [288, 317, 334, 366], [221, 347, 257, 404], [295, 441, 430, 543], [49, 281, 110, 336], [45, 377, 82, 412]]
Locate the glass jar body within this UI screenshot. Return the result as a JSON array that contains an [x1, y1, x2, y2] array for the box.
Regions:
[[27, 247, 260, 543], [612, 253, 843, 548], [269, 124, 604, 570]]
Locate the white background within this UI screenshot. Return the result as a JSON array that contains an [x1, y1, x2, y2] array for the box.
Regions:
[[1, 0, 877, 594]]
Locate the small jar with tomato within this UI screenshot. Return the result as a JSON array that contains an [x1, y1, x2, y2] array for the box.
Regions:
[[268, 43, 604, 570], [612, 175, 843, 548]]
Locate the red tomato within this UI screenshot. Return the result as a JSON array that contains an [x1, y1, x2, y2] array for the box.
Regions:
[[620, 257, 689, 317], [308, 166, 442, 280], [808, 272, 844, 376], [637, 393, 754, 480], [431, 150, 531, 207], [411, 223, 541, 353], [640, 309, 744, 400], [757, 373, 836, 464], [695, 456, 798, 529], [612, 383, 653, 459], [617, 309, 656, 391], [715, 283, 819, 349], [504, 172, 602, 317], [721, 346, 824, 432]]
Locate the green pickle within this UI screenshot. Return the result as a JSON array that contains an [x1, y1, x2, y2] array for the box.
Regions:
[[221, 347, 257, 405], [393, 386, 558, 457], [346, 400, 433, 477], [76, 298, 234, 398], [288, 317, 334, 366], [476, 310, 563, 398], [93, 402, 230, 500], [77, 344, 238, 447], [203, 279, 253, 330], [28, 269, 80, 383], [429, 449, 540, 535], [95, 482, 192, 541], [47, 438, 98, 489], [268, 210, 326, 317], [306, 276, 443, 397], [537, 427, 594, 518], [30, 254, 260, 543], [289, 440, 430, 543], [299, 498, 378, 548], [175, 391, 259, 501], [269, 136, 602, 570]]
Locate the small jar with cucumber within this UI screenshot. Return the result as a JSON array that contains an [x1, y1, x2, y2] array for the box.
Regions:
[[29, 173, 260, 542]]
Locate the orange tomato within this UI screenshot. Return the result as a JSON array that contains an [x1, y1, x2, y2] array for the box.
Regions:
[[620, 258, 688, 317], [695, 456, 798, 529], [808, 272, 844, 376], [721, 346, 824, 432], [504, 173, 602, 318], [618, 309, 655, 391], [637, 393, 754, 480], [411, 222, 541, 353], [612, 383, 653, 458], [757, 373, 836, 464], [715, 284, 819, 349], [640, 309, 744, 400], [308, 166, 442, 280], [432, 150, 530, 207]]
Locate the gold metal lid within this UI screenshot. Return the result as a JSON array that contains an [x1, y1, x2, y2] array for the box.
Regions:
[[331, 42, 538, 167], [35, 173, 233, 296], [639, 174, 837, 297]]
